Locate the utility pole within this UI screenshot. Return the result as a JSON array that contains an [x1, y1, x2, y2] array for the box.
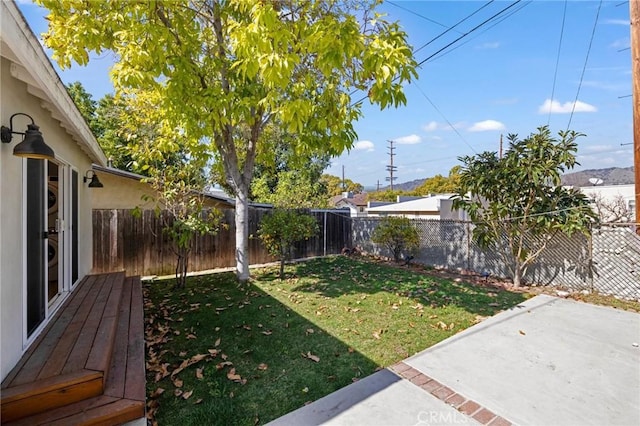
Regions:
[[631, 0, 639, 230], [341, 165, 346, 191], [499, 134, 503, 159], [376, 180, 380, 192], [386, 140, 397, 191]]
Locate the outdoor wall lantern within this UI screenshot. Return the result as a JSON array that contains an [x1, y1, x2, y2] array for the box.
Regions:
[[1, 113, 55, 160], [84, 170, 104, 188]]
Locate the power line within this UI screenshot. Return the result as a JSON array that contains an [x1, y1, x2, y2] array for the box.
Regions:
[[425, 1, 532, 64], [414, 0, 524, 69], [548, 0, 568, 126], [350, 1, 522, 107], [386, 140, 398, 190], [567, 0, 603, 130], [386, 1, 465, 34], [412, 81, 477, 155], [393, 1, 494, 56]]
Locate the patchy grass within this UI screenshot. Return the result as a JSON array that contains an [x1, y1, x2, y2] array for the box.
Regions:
[[569, 292, 640, 313], [144, 256, 528, 425]]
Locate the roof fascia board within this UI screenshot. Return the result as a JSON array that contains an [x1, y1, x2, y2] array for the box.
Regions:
[[1, 2, 108, 166]]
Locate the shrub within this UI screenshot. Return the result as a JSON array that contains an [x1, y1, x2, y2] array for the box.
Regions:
[[258, 209, 319, 279], [371, 216, 419, 262]]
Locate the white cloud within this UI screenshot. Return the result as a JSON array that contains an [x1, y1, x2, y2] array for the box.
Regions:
[[603, 19, 629, 26], [422, 121, 464, 132], [423, 121, 440, 132], [610, 38, 630, 49], [583, 144, 613, 153], [581, 80, 625, 91], [468, 120, 505, 132], [395, 134, 422, 145], [353, 140, 375, 152], [538, 99, 597, 114], [477, 42, 500, 49]]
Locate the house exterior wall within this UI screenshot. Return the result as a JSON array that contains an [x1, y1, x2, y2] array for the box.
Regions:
[[0, 58, 95, 380], [580, 184, 635, 221], [92, 172, 160, 210], [92, 171, 232, 210]]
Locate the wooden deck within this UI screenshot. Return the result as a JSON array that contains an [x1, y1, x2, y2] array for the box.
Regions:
[[1, 273, 145, 425]]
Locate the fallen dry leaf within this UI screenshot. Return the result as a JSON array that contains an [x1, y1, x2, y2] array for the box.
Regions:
[[174, 389, 183, 397], [182, 390, 193, 400], [150, 387, 165, 399], [519, 330, 526, 335], [196, 368, 204, 379], [302, 351, 320, 363], [187, 334, 197, 340], [173, 378, 183, 388], [257, 363, 268, 371], [215, 338, 221, 347], [194, 398, 203, 404], [216, 361, 233, 370], [261, 330, 272, 336]]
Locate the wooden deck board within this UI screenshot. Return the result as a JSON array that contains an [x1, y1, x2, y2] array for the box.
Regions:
[[103, 277, 132, 399], [36, 281, 101, 379], [1, 272, 145, 425], [2, 275, 99, 387], [85, 273, 124, 372], [0, 370, 103, 423], [61, 275, 114, 375], [6, 396, 119, 426], [124, 276, 145, 401]]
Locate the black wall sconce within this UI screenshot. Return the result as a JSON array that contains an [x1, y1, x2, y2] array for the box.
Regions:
[[1, 113, 55, 160], [84, 170, 104, 188]]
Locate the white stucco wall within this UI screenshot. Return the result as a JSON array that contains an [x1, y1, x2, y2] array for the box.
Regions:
[[0, 57, 95, 380]]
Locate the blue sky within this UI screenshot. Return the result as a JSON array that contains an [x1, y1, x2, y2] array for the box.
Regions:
[[18, 0, 633, 189]]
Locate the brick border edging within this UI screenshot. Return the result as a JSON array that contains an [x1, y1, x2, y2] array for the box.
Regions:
[[389, 362, 512, 426]]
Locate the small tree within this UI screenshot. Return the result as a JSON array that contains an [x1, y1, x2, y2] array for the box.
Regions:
[[371, 216, 419, 262], [587, 192, 633, 223], [258, 210, 318, 279], [453, 126, 596, 287]]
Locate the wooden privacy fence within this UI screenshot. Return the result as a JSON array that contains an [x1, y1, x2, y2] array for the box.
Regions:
[[92, 208, 351, 277]]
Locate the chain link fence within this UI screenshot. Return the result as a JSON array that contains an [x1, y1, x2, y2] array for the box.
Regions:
[[352, 218, 640, 300]]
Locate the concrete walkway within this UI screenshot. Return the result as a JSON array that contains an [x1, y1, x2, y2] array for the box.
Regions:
[[268, 295, 640, 426]]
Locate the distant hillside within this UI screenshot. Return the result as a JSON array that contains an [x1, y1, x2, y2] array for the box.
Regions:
[[561, 167, 634, 187], [376, 178, 426, 192], [369, 166, 634, 193]]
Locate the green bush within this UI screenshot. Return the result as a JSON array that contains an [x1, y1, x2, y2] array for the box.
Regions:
[[371, 216, 419, 262], [258, 209, 319, 279]]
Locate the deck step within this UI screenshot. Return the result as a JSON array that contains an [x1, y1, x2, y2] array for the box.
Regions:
[[1, 272, 126, 422], [3, 276, 146, 426]]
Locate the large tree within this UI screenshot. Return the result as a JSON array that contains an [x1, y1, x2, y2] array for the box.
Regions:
[[453, 126, 596, 287], [66, 82, 137, 171], [40, 0, 417, 282], [414, 165, 461, 195], [320, 174, 364, 197]]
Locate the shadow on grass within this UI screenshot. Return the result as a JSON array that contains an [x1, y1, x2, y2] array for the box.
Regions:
[[274, 256, 528, 317], [144, 273, 379, 426]]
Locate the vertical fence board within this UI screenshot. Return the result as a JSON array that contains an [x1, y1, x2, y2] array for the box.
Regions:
[[92, 208, 351, 277]]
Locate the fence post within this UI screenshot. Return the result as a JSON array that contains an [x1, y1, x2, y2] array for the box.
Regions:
[[466, 221, 471, 272], [323, 211, 327, 257], [589, 224, 595, 293]]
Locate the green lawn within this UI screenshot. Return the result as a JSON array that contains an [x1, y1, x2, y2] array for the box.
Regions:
[[144, 256, 529, 425]]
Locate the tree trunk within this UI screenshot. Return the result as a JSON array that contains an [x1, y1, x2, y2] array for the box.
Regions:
[[235, 187, 250, 282], [513, 265, 523, 288]]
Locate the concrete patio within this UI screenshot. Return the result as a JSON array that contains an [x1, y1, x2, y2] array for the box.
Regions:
[[268, 295, 640, 426]]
